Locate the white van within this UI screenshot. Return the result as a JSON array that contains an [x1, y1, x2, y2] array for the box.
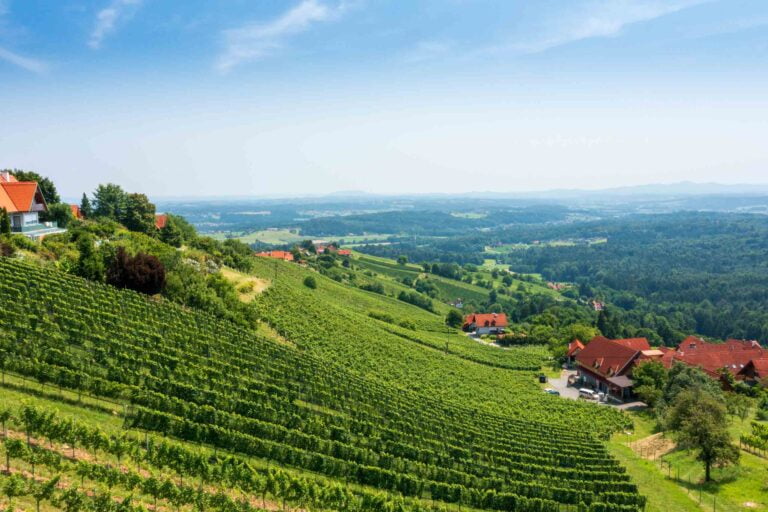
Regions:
[[578, 388, 599, 400]]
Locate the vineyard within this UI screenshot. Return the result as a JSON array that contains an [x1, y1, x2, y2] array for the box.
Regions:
[[0, 257, 642, 511]]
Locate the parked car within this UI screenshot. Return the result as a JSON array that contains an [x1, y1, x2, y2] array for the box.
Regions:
[[544, 388, 560, 396], [578, 388, 599, 400]]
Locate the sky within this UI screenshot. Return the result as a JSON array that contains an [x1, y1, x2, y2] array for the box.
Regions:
[[0, 0, 767, 199]]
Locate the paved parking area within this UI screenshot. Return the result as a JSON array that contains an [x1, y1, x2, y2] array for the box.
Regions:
[[546, 369, 580, 400]]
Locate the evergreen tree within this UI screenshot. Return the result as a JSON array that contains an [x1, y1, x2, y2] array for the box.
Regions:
[[0, 207, 10, 235], [123, 193, 156, 234], [80, 193, 93, 218]]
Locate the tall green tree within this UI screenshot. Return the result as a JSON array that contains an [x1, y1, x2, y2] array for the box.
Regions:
[[632, 360, 668, 408], [80, 193, 93, 218], [47, 203, 74, 228], [8, 170, 60, 204], [76, 233, 105, 282], [0, 207, 10, 235], [123, 193, 156, 234], [159, 216, 183, 247], [93, 183, 128, 221], [666, 389, 739, 481]]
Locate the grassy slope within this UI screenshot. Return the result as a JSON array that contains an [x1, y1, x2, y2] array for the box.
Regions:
[[608, 411, 768, 512]]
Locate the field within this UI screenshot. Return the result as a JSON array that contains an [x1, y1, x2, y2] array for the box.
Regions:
[[209, 229, 305, 245], [0, 256, 641, 511], [608, 411, 768, 512]]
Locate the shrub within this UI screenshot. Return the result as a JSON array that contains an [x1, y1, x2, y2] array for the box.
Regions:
[[303, 276, 317, 289], [107, 247, 166, 295]]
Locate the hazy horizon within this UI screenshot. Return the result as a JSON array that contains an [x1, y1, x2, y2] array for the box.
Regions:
[[2, 0, 767, 198]]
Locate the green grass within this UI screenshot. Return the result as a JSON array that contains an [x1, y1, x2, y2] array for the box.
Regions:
[[608, 409, 768, 512]]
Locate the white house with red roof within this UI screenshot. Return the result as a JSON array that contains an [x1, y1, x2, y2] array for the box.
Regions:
[[0, 171, 65, 238], [575, 336, 652, 401], [463, 313, 508, 335]]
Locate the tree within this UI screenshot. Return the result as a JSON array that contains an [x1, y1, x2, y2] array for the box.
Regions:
[[303, 276, 317, 289], [8, 170, 60, 204], [632, 360, 668, 408], [663, 363, 724, 406], [0, 207, 10, 235], [159, 216, 183, 247], [47, 202, 74, 228], [93, 183, 128, 221], [666, 389, 739, 481], [80, 193, 93, 218], [76, 233, 105, 282], [107, 247, 166, 295], [397, 255, 408, 265], [445, 309, 464, 328], [123, 193, 156, 234], [726, 393, 751, 423]]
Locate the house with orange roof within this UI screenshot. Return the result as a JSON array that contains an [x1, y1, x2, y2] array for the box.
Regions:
[[463, 313, 508, 335], [255, 250, 294, 262], [575, 336, 651, 401], [566, 339, 585, 367], [0, 171, 65, 238]]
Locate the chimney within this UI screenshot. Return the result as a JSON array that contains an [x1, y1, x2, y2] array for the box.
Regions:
[[0, 170, 11, 182]]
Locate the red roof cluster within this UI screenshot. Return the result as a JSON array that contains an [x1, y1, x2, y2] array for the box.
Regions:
[[576, 336, 650, 378], [463, 313, 508, 329], [661, 336, 764, 377], [255, 250, 294, 261]]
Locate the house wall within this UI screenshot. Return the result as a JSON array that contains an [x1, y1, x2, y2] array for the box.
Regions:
[[476, 326, 504, 335]]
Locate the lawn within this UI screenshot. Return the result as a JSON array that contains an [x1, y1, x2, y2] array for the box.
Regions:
[[609, 409, 768, 512]]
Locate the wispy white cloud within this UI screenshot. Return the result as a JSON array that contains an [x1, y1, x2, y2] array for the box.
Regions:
[[89, 0, 143, 49], [503, 0, 714, 55], [0, 0, 47, 72], [217, 0, 349, 72], [0, 46, 47, 73]]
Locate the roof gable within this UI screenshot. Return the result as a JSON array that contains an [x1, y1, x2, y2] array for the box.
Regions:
[[576, 336, 642, 378], [0, 181, 45, 213], [463, 313, 508, 328]]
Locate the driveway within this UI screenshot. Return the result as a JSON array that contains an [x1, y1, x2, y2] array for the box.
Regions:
[[546, 369, 579, 400]]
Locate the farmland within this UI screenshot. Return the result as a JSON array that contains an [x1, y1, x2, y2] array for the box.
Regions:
[[0, 255, 640, 511]]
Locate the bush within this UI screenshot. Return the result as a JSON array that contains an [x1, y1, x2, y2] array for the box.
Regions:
[[107, 247, 166, 295], [303, 276, 317, 289]]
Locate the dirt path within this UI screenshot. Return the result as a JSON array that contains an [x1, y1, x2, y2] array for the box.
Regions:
[[629, 432, 676, 460]]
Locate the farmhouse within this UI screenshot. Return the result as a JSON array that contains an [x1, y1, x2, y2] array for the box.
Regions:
[[255, 250, 295, 261], [660, 336, 764, 379], [575, 336, 651, 401], [0, 171, 64, 238], [463, 313, 508, 335]]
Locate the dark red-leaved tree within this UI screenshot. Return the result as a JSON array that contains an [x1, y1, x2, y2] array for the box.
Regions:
[[107, 247, 166, 295]]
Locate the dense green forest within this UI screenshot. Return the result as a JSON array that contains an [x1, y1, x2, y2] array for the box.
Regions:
[[359, 213, 768, 345]]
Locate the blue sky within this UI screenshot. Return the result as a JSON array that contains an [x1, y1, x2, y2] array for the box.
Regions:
[[1, 0, 767, 198]]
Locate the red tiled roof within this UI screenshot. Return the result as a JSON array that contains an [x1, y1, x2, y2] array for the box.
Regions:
[[155, 214, 168, 230], [612, 337, 651, 351], [255, 250, 294, 261], [337, 249, 351, 256], [662, 338, 764, 377], [567, 339, 585, 357], [0, 181, 46, 213], [576, 336, 643, 378], [70, 204, 82, 219], [463, 313, 508, 329]]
